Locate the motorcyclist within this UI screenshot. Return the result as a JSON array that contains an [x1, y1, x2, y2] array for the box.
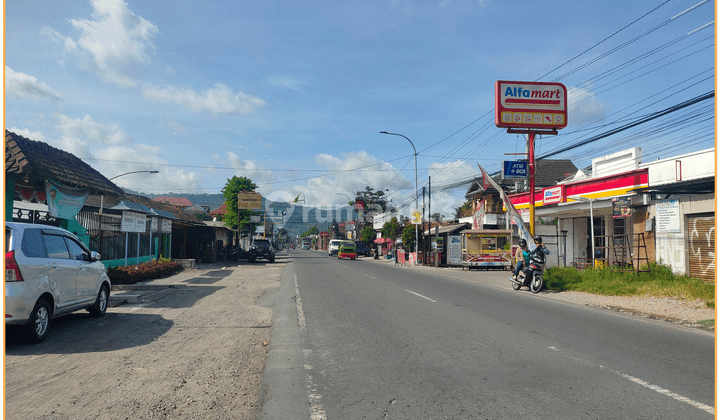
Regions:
[[530, 235, 549, 265], [511, 239, 530, 281]]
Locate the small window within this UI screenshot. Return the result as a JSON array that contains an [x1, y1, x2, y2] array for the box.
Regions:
[[21, 229, 46, 258], [65, 238, 89, 261], [44, 235, 70, 260]]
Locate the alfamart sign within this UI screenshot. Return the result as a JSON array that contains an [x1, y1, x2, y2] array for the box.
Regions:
[[495, 81, 568, 130]]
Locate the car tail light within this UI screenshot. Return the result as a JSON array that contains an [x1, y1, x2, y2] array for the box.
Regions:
[[5, 251, 24, 282]]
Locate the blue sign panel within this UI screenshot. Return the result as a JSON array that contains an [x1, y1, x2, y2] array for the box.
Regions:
[[502, 161, 528, 180]]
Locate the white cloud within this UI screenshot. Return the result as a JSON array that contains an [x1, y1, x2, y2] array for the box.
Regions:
[[7, 128, 48, 142], [42, 0, 159, 87], [5, 67, 62, 101], [54, 114, 133, 146], [224, 151, 277, 186], [268, 76, 305, 92], [567, 85, 609, 126], [159, 118, 190, 136], [142, 83, 267, 115]]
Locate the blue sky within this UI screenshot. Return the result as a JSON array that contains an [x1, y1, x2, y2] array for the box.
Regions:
[[4, 0, 716, 217]]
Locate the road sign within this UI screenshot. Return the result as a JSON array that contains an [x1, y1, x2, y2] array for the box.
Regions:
[[495, 80, 568, 130], [502, 161, 528, 179]]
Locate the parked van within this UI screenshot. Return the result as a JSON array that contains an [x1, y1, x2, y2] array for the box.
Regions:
[[328, 239, 343, 256]]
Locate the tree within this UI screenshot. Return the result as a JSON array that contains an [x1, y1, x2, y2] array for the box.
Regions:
[[300, 226, 319, 238], [360, 227, 374, 243], [430, 213, 444, 223], [356, 186, 388, 214], [402, 224, 416, 249], [381, 217, 402, 239], [221, 176, 259, 231], [454, 201, 472, 218]]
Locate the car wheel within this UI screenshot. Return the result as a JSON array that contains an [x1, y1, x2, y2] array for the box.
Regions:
[[26, 298, 51, 344], [270, 256, 275, 263], [89, 284, 109, 317], [248, 257, 256, 263]]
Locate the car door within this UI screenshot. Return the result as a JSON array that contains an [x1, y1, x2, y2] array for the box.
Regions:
[[42, 233, 78, 308], [64, 236, 99, 302]]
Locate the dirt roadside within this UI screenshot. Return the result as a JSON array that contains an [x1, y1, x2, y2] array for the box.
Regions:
[[5, 260, 283, 420]]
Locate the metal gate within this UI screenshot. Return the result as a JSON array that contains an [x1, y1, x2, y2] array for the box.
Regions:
[[688, 214, 715, 282]]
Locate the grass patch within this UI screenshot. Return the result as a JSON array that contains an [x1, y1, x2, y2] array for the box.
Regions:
[[698, 319, 715, 327], [545, 263, 715, 308]]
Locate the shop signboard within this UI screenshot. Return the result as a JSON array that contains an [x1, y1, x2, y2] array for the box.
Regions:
[[134, 214, 147, 232], [543, 185, 564, 205], [495, 80, 568, 130], [502, 161, 528, 180], [237, 192, 262, 210], [250, 215, 261, 223], [121, 211, 136, 232], [448, 235, 463, 266], [151, 217, 159, 232], [411, 208, 422, 225], [612, 197, 633, 218], [161, 219, 172, 233], [656, 199, 680, 233]]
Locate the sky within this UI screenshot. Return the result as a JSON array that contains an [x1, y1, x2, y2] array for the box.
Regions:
[[4, 0, 716, 218]]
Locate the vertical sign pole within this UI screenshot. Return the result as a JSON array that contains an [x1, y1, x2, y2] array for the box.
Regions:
[[528, 132, 536, 237]]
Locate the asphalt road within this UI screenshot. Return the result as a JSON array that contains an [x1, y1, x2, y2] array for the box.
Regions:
[[261, 249, 714, 419]]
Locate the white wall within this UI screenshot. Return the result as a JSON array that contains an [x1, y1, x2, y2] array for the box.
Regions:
[[592, 147, 641, 178], [642, 148, 714, 186]]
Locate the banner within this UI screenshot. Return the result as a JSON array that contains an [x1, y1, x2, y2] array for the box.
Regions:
[[472, 199, 485, 230], [477, 164, 535, 251], [44, 179, 89, 219]]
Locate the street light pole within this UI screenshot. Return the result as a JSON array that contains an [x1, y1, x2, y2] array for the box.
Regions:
[[380, 131, 418, 264]]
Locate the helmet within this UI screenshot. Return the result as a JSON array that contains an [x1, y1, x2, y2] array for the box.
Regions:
[[518, 239, 527, 247], [534, 235, 543, 244]]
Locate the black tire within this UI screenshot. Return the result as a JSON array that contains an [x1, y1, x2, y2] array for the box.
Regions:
[[248, 257, 256, 263], [89, 284, 109, 317], [269, 256, 275, 263], [511, 281, 521, 290], [26, 298, 51, 343], [530, 274, 544, 294]]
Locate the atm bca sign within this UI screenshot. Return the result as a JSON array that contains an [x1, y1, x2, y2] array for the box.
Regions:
[[495, 81, 568, 130]]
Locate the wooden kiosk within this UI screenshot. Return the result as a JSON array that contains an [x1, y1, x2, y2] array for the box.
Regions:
[[461, 229, 512, 270]]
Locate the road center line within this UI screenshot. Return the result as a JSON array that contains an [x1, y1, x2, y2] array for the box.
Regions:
[[364, 274, 377, 279], [293, 274, 306, 331], [405, 289, 437, 303]]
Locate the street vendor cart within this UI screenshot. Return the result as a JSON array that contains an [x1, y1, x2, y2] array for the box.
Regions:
[[461, 229, 512, 270]]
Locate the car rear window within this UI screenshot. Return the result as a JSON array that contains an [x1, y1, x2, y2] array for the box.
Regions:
[[20, 228, 46, 258]]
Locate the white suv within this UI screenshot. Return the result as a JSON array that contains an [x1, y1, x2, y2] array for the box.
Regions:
[[328, 239, 343, 256], [5, 222, 112, 343]]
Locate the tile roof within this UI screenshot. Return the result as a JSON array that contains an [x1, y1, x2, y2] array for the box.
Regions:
[[152, 196, 194, 207], [210, 202, 227, 215], [5, 130, 124, 195]]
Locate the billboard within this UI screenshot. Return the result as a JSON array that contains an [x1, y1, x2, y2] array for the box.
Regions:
[[238, 192, 262, 210], [411, 209, 422, 225], [495, 80, 568, 130], [502, 161, 528, 179]]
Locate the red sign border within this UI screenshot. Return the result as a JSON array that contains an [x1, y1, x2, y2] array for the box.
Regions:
[[495, 80, 568, 130]]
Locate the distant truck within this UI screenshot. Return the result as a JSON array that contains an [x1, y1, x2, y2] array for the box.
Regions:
[[354, 241, 373, 257]]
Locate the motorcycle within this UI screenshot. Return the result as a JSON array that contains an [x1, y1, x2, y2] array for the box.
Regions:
[[511, 246, 547, 294], [373, 249, 379, 260]]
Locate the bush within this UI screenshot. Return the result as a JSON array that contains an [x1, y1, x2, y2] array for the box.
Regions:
[[107, 258, 183, 284]]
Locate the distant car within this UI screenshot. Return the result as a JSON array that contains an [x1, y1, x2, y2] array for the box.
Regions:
[[248, 238, 276, 263], [354, 242, 372, 257], [301, 244, 310, 250], [328, 239, 343, 256], [337, 241, 357, 260], [5, 222, 112, 343]]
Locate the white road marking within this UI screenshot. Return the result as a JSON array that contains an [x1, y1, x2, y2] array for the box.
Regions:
[[294, 274, 306, 331], [364, 274, 377, 279], [550, 347, 714, 415], [295, 275, 327, 420], [404, 289, 437, 303]]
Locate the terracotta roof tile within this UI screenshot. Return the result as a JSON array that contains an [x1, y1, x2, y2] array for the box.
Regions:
[[5, 130, 124, 195]]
